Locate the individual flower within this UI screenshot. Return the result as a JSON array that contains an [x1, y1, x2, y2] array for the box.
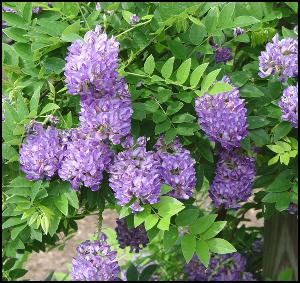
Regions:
[[258, 34, 298, 82], [70, 233, 120, 281], [185, 253, 255, 281], [288, 203, 298, 215], [47, 114, 59, 125], [115, 218, 149, 253], [213, 45, 233, 64], [95, 2, 101, 11], [109, 137, 161, 213], [252, 237, 263, 253], [32, 7, 42, 14], [209, 149, 256, 209], [233, 27, 245, 37], [155, 136, 196, 200], [64, 25, 119, 96], [79, 78, 132, 145], [278, 84, 298, 128], [58, 128, 113, 191], [130, 14, 139, 25], [19, 123, 61, 181], [195, 76, 248, 149]]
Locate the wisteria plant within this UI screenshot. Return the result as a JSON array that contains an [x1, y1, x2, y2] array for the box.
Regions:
[[2, 2, 298, 281]]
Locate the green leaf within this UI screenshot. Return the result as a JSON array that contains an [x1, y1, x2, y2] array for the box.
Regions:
[[196, 239, 210, 268], [119, 206, 131, 219], [139, 264, 158, 281], [172, 113, 196, 123], [189, 214, 217, 235], [160, 184, 173, 195], [155, 120, 171, 135], [268, 154, 280, 166], [13, 43, 32, 60], [3, 27, 28, 43], [274, 122, 292, 142], [163, 226, 178, 251], [134, 206, 151, 227], [200, 221, 227, 240], [247, 116, 270, 129], [181, 234, 196, 263], [161, 57, 175, 79], [144, 214, 159, 231], [262, 192, 289, 203], [62, 20, 80, 36], [249, 129, 270, 147], [22, 2, 32, 22], [144, 55, 155, 75], [275, 193, 290, 211], [207, 238, 236, 254], [175, 209, 199, 226], [153, 196, 184, 217], [9, 268, 28, 280], [157, 216, 171, 230], [176, 58, 191, 84], [208, 82, 233, 95], [153, 110, 167, 124], [201, 69, 221, 93], [168, 39, 187, 59], [189, 23, 207, 45], [218, 3, 235, 27], [43, 57, 66, 74], [204, 7, 219, 34], [166, 101, 184, 115], [154, 88, 172, 103], [40, 103, 60, 115], [2, 218, 26, 229], [11, 223, 27, 240], [2, 12, 26, 27], [41, 215, 50, 235], [277, 267, 294, 281], [30, 85, 42, 115], [54, 194, 68, 216], [2, 144, 18, 161], [65, 189, 79, 209], [61, 33, 83, 42], [240, 84, 264, 97], [190, 63, 209, 88], [266, 145, 285, 154], [126, 263, 139, 281], [164, 128, 177, 145], [266, 170, 292, 192], [232, 16, 260, 27], [122, 10, 134, 24]]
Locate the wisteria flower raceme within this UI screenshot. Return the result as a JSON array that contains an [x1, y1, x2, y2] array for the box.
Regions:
[[155, 136, 196, 200], [209, 149, 256, 209], [185, 253, 255, 281], [115, 218, 149, 253], [58, 128, 113, 191], [258, 34, 298, 82], [233, 27, 245, 37], [79, 78, 133, 145], [195, 76, 248, 149], [252, 237, 264, 253], [213, 45, 233, 64], [109, 137, 161, 213], [19, 123, 61, 181], [64, 25, 119, 96], [70, 233, 120, 281], [278, 84, 298, 128]]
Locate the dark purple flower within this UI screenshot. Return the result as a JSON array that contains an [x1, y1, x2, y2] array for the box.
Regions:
[[58, 128, 113, 191], [252, 237, 263, 253], [209, 149, 256, 209], [195, 76, 248, 149], [233, 27, 245, 37], [70, 233, 120, 281], [109, 137, 161, 213], [64, 25, 119, 96], [115, 218, 149, 253], [19, 123, 61, 181], [130, 14, 139, 25], [185, 253, 255, 281], [155, 136, 196, 200], [79, 78, 132, 145], [258, 34, 298, 82], [288, 203, 298, 215], [278, 84, 298, 128], [214, 45, 233, 64]]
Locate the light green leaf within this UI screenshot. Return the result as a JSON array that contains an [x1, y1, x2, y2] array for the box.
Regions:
[[144, 55, 155, 75], [218, 3, 235, 27], [144, 214, 159, 231], [163, 226, 178, 251], [274, 122, 292, 142], [189, 214, 217, 235], [161, 57, 175, 79], [176, 58, 191, 84], [207, 238, 236, 254], [160, 184, 173, 195], [200, 221, 227, 240], [190, 63, 209, 88], [268, 154, 280, 166], [157, 217, 171, 230], [196, 239, 210, 268], [201, 69, 221, 93], [119, 206, 131, 219], [155, 120, 171, 135], [181, 234, 196, 263], [204, 7, 219, 34], [208, 82, 233, 95], [166, 101, 184, 116], [41, 215, 50, 235], [153, 196, 184, 217], [40, 103, 60, 115], [30, 85, 42, 115], [175, 209, 199, 226], [164, 128, 177, 145], [134, 206, 151, 227], [54, 194, 69, 216]]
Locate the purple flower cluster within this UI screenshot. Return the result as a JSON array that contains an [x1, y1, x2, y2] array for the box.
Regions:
[[70, 233, 120, 281], [252, 237, 263, 253], [185, 253, 255, 281], [58, 129, 113, 191], [288, 203, 298, 215], [64, 25, 119, 96], [233, 27, 245, 37], [109, 137, 161, 213], [213, 46, 233, 64], [258, 34, 298, 82], [195, 76, 248, 149], [115, 218, 149, 252], [209, 149, 255, 209], [130, 14, 140, 25], [79, 77, 132, 145], [32, 7, 42, 14], [19, 123, 61, 181], [278, 84, 298, 128], [155, 136, 196, 200]]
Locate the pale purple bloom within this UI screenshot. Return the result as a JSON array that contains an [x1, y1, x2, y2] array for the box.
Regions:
[[209, 149, 256, 209], [155, 136, 196, 200], [185, 253, 255, 281], [19, 123, 61, 181], [2, 7, 16, 13], [47, 114, 59, 125], [79, 78, 132, 145], [58, 128, 113, 191], [130, 14, 139, 25], [70, 233, 120, 281], [195, 77, 248, 149], [64, 25, 119, 96], [278, 84, 298, 128], [115, 218, 149, 253], [213, 45, 232, 64], [95, 2, 101, 11], [258, 34, 298, 82], [109, 137, 161, 213], [32, 7, 42, 14], [233, 27, 245, 37]]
